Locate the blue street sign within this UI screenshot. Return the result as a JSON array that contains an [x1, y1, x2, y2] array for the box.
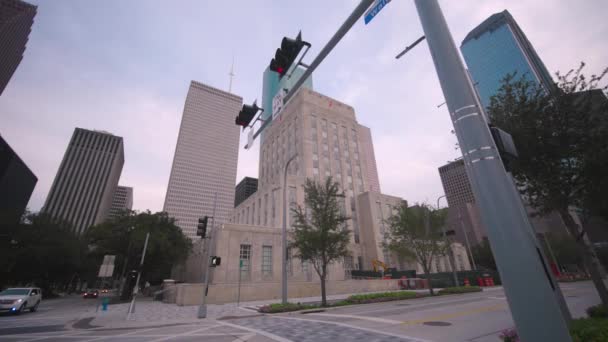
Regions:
[[364, 0, 391, 25]]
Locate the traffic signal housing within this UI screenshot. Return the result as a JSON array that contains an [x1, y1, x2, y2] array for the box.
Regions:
[[235, 102, 261, 129], [269, 32, 310, 79], [197, 216, 208, 239], [211, 256, 221, 267]]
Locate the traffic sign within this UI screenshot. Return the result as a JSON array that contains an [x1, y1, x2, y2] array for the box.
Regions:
[[364, 0, 391, 25]]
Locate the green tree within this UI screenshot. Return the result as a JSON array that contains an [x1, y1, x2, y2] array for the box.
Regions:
[[471, 238, 497, 271], [290, 178, 350, 306], [384, 203, 448, 295], [86, 210, 192, 286], [0, 213, 86, 293], [487, 63, 608, 306]]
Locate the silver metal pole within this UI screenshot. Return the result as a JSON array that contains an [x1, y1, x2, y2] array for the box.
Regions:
[[414, 1, 571, 340], [237, 260, 242, 307], [198, 192, 218, 319], [282, 154, 297, 304], [437, 195, 458, 286], [127, 232, 150, 318]]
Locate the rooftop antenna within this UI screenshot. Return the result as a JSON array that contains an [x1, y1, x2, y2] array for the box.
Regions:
[[228, 56, 235, 92]]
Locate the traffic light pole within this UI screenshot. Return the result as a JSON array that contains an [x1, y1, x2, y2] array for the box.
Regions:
[[414, 1, 571, 341], [244, 0, 375, 149], [127, 232, 150, 319], [198, 192, 217, 319]]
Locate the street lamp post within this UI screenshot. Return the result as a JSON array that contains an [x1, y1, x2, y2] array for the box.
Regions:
[[437, 195, 458, 286], [282, 154, 298, 304]]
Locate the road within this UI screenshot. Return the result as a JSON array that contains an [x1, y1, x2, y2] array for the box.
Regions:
[[0, 281, 600, 342]]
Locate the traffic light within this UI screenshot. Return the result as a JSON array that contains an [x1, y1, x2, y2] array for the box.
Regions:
[[269, 32, 309, 78], [235, 101, 260, 129], [211, 256, 221, 267], [197, 216, 208, 239]]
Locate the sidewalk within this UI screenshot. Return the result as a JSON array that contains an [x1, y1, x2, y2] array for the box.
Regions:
[[88, 287, 502, 329]]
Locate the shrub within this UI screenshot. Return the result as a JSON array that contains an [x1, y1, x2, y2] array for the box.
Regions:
[[586, 304, 607, 318], [438, 286, 482, 295], [499, 328, 519, 342], [258, 302, 316, 313], [346, 291, 419, 304], [570, 318, 608, 342]]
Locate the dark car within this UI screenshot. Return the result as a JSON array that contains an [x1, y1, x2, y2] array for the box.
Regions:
[[83, 290, 99, 299]]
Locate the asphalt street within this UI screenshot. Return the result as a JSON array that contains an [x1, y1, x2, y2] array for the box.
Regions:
[[0, 281, 601, 342]]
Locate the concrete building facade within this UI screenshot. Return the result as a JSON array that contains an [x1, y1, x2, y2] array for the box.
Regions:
[[43, 128, 124, 234], [107, 185, 133, 220], [0, 0, 36, 96], [163, 81, 242, 240], [0, 134, 37, 227], [234, 177, 257, 207]]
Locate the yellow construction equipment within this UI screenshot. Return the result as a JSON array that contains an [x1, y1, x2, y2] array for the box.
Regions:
[[371, 259, 389, 273]]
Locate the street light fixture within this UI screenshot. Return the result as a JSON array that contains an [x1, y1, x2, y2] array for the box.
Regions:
[[282, 153, 298, 304]]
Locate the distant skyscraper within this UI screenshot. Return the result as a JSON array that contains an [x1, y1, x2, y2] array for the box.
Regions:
[[438, 159, 486, 246], [0, 0, 36, 96], [163, 81, 242, 239], [460, 10, 554, 110], [357, 125, 381, 193], [108, 185, 133, 220], [0, 134, 37, 227], [234, 177, 257, 207], [43, 128, 124, 234]]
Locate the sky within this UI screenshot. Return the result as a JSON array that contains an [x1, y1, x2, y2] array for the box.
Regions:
[[2, 0, 607, 213]]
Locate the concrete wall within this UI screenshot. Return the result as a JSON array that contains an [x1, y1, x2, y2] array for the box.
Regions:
[[175, 279, 401, 305]]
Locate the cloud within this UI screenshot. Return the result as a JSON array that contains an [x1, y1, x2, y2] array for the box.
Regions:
[[1, 0, 606, 215]]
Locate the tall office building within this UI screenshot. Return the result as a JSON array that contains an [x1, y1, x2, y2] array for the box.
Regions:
[[43, 128, 124, 234], [107, 185, 133, 220], [163, 81, 242, 239], [357, 125, 381, 193], [260, 66, 313, 142], [438, 159, 485, 246], [0, 134, 37, 227], [0, 0, 37, 96], [460, 10, 554, 110], [234, 177, 257, 207]]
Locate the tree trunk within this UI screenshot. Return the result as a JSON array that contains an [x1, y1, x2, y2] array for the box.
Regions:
[[423, 267, 434, 296], [320, 274, 327, 307], [560, 210, 608, 307]]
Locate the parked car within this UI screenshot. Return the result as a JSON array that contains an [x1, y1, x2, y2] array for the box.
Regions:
[[83, 289, 99, 299], [0, 288, 42, 314]]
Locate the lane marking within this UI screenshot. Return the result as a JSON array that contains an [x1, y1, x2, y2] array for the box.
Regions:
[[147, 325, 221, 342], [232, 332, 256, 342], [77, 326, 186, 342], [401, 304, 507, 325], [348, 295, 490, 315], [307, 313, 402, 325], [273, 315, 431, 342], [217, 321, 293, 342]]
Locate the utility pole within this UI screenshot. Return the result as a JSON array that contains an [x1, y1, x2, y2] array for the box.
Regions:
[[127, 232, 149, 319], [282, 154, 297, 304], [457, 207, 476, 270], [414, 1, 571, 341], [198, 192, 218, 319]]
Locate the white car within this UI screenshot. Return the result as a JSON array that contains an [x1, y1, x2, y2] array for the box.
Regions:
[[0, 288, 42, 314]]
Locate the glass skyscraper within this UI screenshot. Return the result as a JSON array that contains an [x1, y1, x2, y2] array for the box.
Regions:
[[260, 66, 313, 141], [460, 10, 555, 111]]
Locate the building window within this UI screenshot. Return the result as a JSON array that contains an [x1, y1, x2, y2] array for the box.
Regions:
[[287, 247, 293, 276], [262, 245, 273, 276], [257, 198, 261, 225], [246, 207, 250, 225], [289, 186, 297, 227], [357, 256, 364, 270], [240, 244, 251, 280], [264, 194, 268, 225], [252, 203, 255, 225], [272, 190, 277, 222]]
